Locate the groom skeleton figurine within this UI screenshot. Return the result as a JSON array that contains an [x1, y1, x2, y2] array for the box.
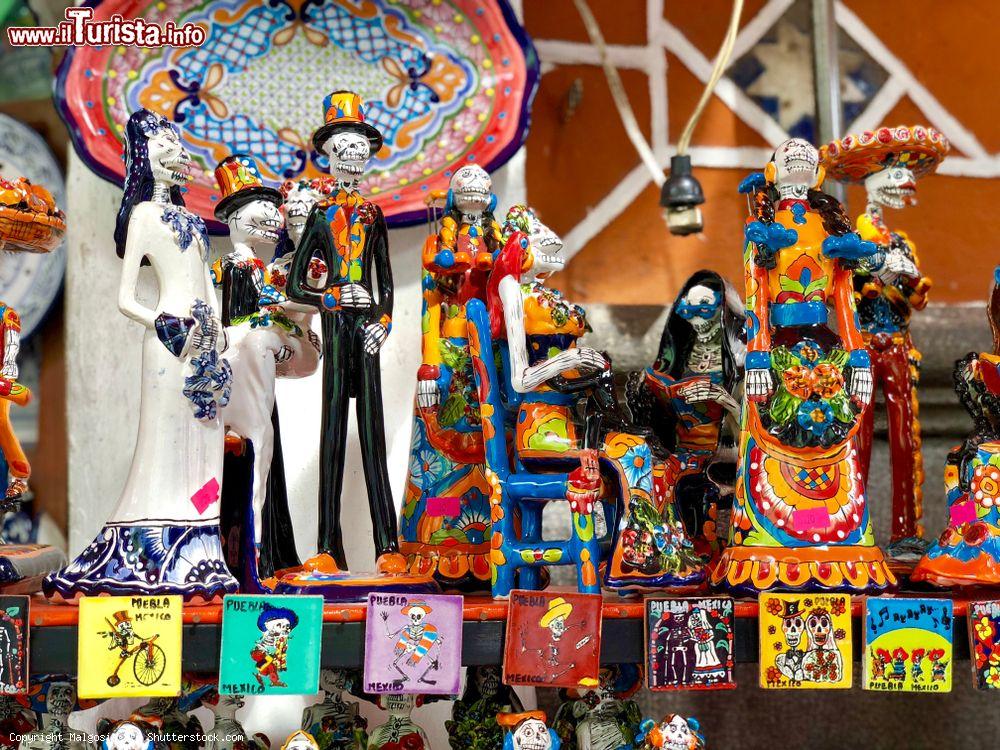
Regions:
[[286, 91, 399, 574]]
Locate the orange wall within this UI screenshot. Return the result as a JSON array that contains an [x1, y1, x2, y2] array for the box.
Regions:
[[521, 0, 999, 305]]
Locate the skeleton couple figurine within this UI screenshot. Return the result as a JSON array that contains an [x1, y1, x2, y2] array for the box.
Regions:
[[822, 125, 948, 561], [773, 600, 843, 684]]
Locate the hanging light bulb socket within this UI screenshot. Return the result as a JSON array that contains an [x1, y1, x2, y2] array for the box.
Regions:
[[661, 155, 705, 236]]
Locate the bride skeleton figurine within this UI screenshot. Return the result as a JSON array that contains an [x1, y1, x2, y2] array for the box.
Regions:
[[712, 138, 895, 595], [45, 110, 237, 600], [278, 91, 435, 599], [821, 125, 949, 560]]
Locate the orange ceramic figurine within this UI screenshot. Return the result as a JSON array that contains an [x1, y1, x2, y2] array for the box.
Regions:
[[712, 138, 895, 595], [822, 125, 949, 561]]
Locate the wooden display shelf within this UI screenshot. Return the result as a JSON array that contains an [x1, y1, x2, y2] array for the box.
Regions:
[[23, 590, 976, 674]]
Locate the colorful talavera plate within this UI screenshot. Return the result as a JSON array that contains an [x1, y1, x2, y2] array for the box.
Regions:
[[55, 0, 538, 231], [0, 115, 66, 340]]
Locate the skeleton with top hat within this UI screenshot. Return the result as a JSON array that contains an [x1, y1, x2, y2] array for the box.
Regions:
[[821, 126, 949, 561], [283, 91, 399, 580]]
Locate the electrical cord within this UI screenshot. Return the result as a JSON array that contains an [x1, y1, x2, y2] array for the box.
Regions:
[[572, 0, 744, 173]]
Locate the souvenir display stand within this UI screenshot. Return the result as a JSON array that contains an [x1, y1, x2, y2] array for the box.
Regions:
[[7, 1, 1000, 748]]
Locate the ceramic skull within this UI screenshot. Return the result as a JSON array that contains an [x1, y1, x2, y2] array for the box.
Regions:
[[772, 137, 820, 191], [865, 165, 917, 209], [676, 284, 721, 335], [106, 723, 149, 750], [450, 164, 492, 215], [46, 681, 75, 717], [281, 179, 329, 244], [146, 122, 192, 186], [229, 199, 283, 251], [658, 715, 694, 750], [318, 669, 349, 695], [325, 131, 370, 182], [473, 665, 502, 697], [512, 718, 552, 750]]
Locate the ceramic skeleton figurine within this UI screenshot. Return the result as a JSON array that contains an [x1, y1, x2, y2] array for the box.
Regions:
[[301, 670, 367, 750], [712, 138, 895, 596], [17, 680, 92, 750], [822, 125, 949, 560], [499, 712, 560, 750], [0, 305, 28, 504], [635, 715, 704, 750], [553, 666, 642, 750], [202, 692, 268, 750], [628, 271, 745, 560], [285, 91, 401, 580], [366, 695, 429, 750]]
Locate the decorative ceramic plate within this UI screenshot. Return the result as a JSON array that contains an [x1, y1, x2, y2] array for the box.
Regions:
[[0, 114, 66, 340], [56, 0, 537, 230]]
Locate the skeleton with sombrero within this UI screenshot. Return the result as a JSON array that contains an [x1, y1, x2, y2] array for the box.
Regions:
[[380, 600, 443, 685], [822, 125, 949, 561], [519, 597, 592, 682]]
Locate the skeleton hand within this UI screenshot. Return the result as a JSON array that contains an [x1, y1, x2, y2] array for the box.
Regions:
[[190, 315, 226, 354], [416, 378, 439, 409], [274, 345, 293, 364], [746, 368, 774, 402], [363, 323, 389, 355], [678, 380, 721, 404], [307, 329, 321, 354], [850, 366, 874, 406], [560, 346, 607, 377], [339, 283, 374, 310], [380, 612, 389, 622]]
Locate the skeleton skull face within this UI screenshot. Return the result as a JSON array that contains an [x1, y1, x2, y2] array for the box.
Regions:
[[675, 284, 721, 335], [865, 165, 916, 210], [319, 669, 348, 696], [266, 617, 293, 637], [450, 165, 492, 216], [229, 198, 283, 253], [282, 179, 328, 243], [117, 621, 134, 638], [47, 682, 75, 717], [806, 609, 833, 649], [283, 731, 319, 750], [782, 614, 805, 649], [108, 723, 147, 750], [772, 138, 820, 191], [324, 131, 371, 183], [147, 124, 193, 187], [657, 715, 694, 750], [213, 693, 245, 718], [512, 718, 551, 750], [547, 616, 567, 640], [473, 665, 501, 697], [382, 693, 416, 716], [527, 215, 564, 278], [408, 606, 429, 627]]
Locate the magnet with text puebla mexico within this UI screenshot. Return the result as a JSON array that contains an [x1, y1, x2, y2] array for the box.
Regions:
[[0, 596, 28, 694], [219, 594, 323, 696], [645, 597, 735, 691], [969, 600, 1000, 689], [364, 592, 463, 695], [503, 590, 602, 690], [758, 592, 852, 689], [77, 595, 182, 699], [863, 597, 953, 692]]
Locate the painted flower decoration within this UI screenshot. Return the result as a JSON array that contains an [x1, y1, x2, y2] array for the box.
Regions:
[[972, 464, 1000, 507], [766, 666, 781, 683], [834, 628, 847, 641], [976, 615, 996, 643], [987, 666, 1000, 689], [964, 522, 990, 547], [782, 365, 814, 399], [765, 599, 783, 616], [812, 363, 845, 398], [831, 598, 847, 616], [797, 401, 834, 437], [791, 341, 823, 366]]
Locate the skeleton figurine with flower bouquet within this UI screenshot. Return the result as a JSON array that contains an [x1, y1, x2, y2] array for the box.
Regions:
[[712, 138, 895, 596], [821, 125, 949, 561], [913, 268, 1000, 587], [551, 665, 642, 750]]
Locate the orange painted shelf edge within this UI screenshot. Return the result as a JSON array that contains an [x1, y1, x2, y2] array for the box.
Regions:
[[25, 591, 974, 627]]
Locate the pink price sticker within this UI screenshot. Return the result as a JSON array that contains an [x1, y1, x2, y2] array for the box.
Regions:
[[427, 496, 461, 517], [792, 506, 830, 532], [949, 500, 977, 526]]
